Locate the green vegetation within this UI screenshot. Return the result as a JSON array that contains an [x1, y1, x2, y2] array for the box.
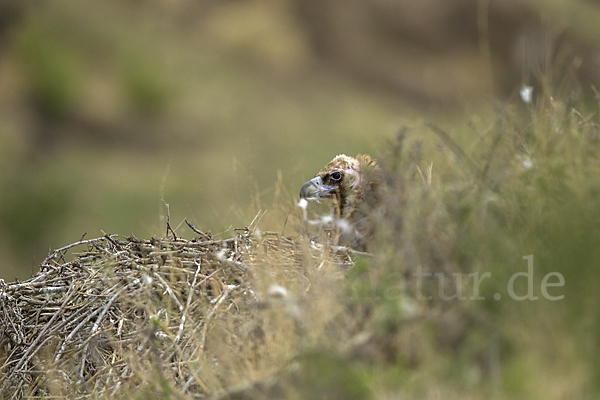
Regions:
[[2, 98, 599, 399], [1, 0, 600, 398], [364, 98, 600, 397]]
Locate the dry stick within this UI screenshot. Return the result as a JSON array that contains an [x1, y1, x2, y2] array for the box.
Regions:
[[181, 375, 195, 394], [41, 237, 112, 266], [24, 374, 43, 398], [166, 216, 178, 240], [0, 302, 23, 347], [0, 286, 77, 393], [30, 286, 70, 295], [13, 300, 100, 370], [54, 305, 104, 362], [6, 274, 53, 291], [3, 228, 259, 396], [79, 283, 125, 381], [194, 269, 221, 290], [179, 233, 238, 248], [78, 329, 105, 349], [22, 306, 91, 358], [177, 359, 209, 395], [185, 219, 204, 236], [193, 238, 237, 247], [100, 230, 120, 248], [150, 317, 210, 394], [199, 285, 232, 351], [153, 273, 184, 312], [175, 259, 202, 343]]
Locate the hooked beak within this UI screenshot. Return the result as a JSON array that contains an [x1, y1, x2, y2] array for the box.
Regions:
[[299, 176, 335, 201]]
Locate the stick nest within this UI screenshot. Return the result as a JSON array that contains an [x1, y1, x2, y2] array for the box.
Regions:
[[0, 225, 354, 399]]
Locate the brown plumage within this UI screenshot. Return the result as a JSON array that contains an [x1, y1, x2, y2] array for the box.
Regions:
[[299, 154, 381, 248]]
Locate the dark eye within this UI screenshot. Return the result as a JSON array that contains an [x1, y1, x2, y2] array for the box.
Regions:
[[330, 171, 342, 182]]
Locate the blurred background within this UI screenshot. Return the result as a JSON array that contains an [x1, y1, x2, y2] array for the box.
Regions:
[[1, 0, 600, 280]]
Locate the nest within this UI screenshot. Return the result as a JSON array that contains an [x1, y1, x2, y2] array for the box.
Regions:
[[0, 222, 355, 399]]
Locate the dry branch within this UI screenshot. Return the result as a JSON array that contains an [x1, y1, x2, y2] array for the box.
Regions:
[[0, 225, 353, 398]]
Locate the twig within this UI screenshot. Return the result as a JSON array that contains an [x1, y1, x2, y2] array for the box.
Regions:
[[199, 285, 232, 351], [54, 305, 104, 362], [166, 218, 178, 241], [1, 286, 77, 393], [79, 284, 125, 380], [100, 230, 120, 248], [175, 259, 202, 342], [185, 219, 204, 236], [153, 273, 184, 312], [0, 223, 353, 397], [41, 237, 111, 266]]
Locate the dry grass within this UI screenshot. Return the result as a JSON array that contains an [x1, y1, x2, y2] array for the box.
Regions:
[[3, 95, 600, 399], [0, 218, 358, 398]]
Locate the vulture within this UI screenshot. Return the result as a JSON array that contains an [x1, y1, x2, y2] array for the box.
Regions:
[[299, 154, 381, 249]]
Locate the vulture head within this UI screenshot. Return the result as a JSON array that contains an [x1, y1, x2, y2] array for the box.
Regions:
[[299, 154, 380, 220]]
